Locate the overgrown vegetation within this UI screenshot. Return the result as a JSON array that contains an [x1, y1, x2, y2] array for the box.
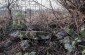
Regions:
[[0, 0, 85, 55]]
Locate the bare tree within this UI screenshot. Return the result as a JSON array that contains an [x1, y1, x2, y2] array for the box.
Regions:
[[0, 0, 19, 20], [54, 0, 85, 36], [7, 0, 20, 20]]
